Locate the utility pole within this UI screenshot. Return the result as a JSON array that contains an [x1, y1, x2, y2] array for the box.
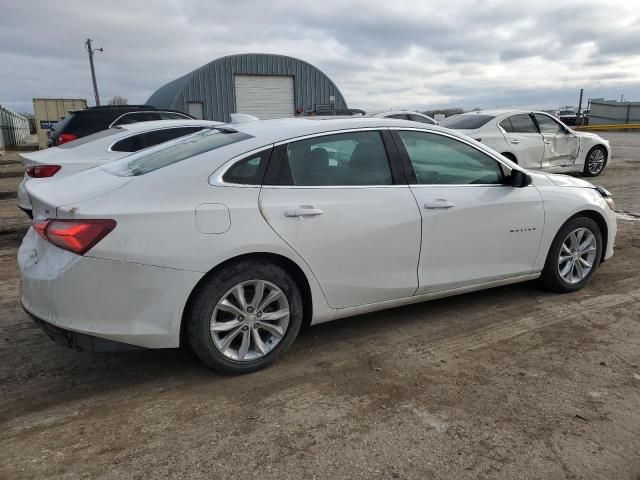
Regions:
[[85, 38, 103, 106], [577, 88, 584, 126]]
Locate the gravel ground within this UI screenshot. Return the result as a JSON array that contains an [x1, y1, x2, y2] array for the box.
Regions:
[[0, 134, 639, 479]]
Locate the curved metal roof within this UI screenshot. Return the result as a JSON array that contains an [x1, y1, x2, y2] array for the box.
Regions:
[[146, 53, 348, 122]]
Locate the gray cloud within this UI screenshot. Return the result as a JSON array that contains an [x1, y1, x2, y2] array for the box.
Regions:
[[1, 0, 640, 114]]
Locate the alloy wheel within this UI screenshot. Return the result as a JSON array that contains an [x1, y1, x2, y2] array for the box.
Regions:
[[210, 280, 290, 361], [587, 149, 605, 175], [557, 227, 597, 284]]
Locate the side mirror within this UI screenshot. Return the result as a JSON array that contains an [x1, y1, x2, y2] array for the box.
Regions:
[[509, 169, 532, 188]]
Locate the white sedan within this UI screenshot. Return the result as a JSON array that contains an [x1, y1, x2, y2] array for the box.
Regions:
[[439, 110, 610, 176], [17, 119, 222, 216], [19, 117, 616, 374]]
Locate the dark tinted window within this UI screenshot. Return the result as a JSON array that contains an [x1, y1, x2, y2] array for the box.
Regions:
[[50, 115, 75, 135], [143, 127, 203, 148], [534, 113, 563, 134], [111, 133, 146, 152], [508, 114, 538, 133], [409, 114, 436, 124], [104, 128, 252, 176], [398, 131, 503, 185], [499, 118, 514, 133], [283, 131, 393, 186], [223, 150, 271, 185], [58, 128, 121, 149], [387, 114, 409, 120], [439, 114, 495, 129]]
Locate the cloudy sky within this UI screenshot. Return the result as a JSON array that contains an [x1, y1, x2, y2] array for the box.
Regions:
[[2, 0, 640, 115]]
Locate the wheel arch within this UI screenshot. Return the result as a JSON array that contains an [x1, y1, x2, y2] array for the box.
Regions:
[[180, 252, 314, 346], [547, 209, 609, 264]]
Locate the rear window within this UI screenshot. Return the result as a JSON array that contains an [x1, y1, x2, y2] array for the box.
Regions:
[[50, 115, 75, 135], [57, 128, 121, 149], [439, 114, 495, 129], [104, 128, 252, 176]]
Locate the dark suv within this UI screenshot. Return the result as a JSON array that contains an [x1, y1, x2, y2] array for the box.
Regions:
[[47, 105, 193, 147]]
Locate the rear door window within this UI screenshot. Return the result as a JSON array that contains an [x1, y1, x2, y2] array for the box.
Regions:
[[267, 131, 393, 186], [508, 114, 538, 133]]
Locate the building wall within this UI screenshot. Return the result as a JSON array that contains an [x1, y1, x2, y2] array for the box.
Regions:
[[33, 98, 87, 149], [147, 54, 347, 122], [589, 98, 640, 125]]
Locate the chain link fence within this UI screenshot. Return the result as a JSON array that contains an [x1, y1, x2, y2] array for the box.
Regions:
[[0, 105, 30, 150]]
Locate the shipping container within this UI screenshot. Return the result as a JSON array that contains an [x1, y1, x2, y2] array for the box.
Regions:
[[33, 98, 87, 149]]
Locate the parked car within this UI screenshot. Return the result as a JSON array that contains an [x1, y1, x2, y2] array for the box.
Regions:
[[371, 110, 438, 124], [47, 105, 193, 147], [556, 109, 578, 126], [439, 110, 610, 176], [18, 120, 221, 217], [19, 117, 616, 374]]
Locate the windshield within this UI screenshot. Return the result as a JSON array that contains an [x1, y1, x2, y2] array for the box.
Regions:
[[103, 128, 252, 176], [439, 114, 495, 129], [559, 110, 575, 116]]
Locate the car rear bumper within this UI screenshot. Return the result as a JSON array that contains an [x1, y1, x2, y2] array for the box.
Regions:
[[17, 176, 33, 212], [24, 304, 139, 352], [18, 229, 203, 349]]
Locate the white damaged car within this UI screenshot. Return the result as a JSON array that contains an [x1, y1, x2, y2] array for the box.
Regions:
[[440, 110, 610, 176], [19, 117, 616, 374]]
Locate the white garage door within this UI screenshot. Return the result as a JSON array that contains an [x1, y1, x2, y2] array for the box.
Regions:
[[234, 75, 295, 120]]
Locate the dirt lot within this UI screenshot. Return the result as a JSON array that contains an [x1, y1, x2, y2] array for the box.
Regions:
[[1, 134, 639, 479]]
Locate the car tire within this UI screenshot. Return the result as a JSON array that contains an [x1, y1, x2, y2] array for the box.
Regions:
[[582, 146, 607, 177], [541, 217, 603, 293], [187, 260, 303, 374]]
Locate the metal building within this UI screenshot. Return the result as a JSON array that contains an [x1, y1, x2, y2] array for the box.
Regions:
[[146, 53, 348, 122]]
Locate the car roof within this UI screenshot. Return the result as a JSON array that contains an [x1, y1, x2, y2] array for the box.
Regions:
[[117, 119, 222, 132], [371, 110, 430, 117], [228, 117, 449, 143], [455, 109, 557, 117]]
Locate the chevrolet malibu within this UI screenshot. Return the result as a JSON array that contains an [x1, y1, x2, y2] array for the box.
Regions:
[[19, 118, 617, 374]]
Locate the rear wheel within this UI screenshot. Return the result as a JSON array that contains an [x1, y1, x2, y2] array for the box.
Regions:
[[541, 217, 602, 293], [187, 260, 303, 374], [583, 146, 607, 177]]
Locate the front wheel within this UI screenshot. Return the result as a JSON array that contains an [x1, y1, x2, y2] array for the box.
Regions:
[[583, 146, 607, 177], [541, 217, 603, 293], [187, 260, 303, 374]]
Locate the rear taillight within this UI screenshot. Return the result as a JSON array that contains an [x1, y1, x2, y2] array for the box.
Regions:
[[25, 164, 61, 178], [56, 133, 77, 145], [32, 219, 116, 255]]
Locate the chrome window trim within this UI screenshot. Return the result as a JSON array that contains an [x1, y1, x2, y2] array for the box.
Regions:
[[108, 110, 192, 128]]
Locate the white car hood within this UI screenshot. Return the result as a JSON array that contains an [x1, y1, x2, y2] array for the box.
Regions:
[[574, 131, 608, 143], [544, 173, 595, 188]]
